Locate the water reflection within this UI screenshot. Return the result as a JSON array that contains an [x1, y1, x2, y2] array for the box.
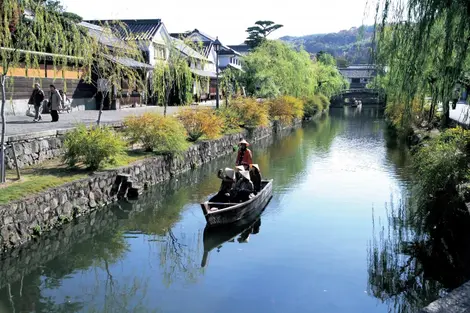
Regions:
[[2, 107, 464, 313], [368, 192, 470, 312], [201, 216, 263, 267]]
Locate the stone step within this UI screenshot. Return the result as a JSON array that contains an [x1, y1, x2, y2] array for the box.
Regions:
[[127, 186, 143, 199]]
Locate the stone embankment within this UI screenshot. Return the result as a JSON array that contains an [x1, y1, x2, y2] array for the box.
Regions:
[[0, 118, 307, 255], [420, 281, 470, 313]]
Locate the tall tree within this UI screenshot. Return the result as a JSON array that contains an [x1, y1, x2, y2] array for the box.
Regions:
[[0, 0, 95, 183], [150, 39, 206, 116], [242, 40, 347, 98], [373, 0, 470, 128], [85, 21, 146, 125], [244, 21, 283, 49]]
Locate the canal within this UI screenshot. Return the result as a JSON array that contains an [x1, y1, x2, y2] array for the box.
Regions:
[[1, 107, 469, 313]]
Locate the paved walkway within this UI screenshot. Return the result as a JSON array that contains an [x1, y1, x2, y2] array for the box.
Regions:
[[4, 104, 215, 137]]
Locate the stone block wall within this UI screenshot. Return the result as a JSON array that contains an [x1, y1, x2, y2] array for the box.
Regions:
[[5, 122, 122, 169], [5, 131, 65, 169], [0, 123, 286, 254]]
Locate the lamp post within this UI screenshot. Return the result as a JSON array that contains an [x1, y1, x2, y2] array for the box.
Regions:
[[213, 37, 222, 109]]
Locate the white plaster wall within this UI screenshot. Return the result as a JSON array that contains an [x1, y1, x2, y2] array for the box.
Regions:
[[219, 56, 230, 68]]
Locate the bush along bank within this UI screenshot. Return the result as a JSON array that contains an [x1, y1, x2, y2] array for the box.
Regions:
[[0, 96, 327, 254], [408, 127, 470, 229]]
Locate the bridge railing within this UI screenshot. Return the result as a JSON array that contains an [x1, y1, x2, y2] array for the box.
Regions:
[[331, 88, 384, 97]]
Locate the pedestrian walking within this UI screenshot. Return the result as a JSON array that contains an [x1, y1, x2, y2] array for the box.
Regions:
[[28, 83, 45, 122], [48, 85, 62, 122]]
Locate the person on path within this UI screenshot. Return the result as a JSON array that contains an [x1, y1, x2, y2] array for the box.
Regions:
[[236, 139, 253, 170], [29, 83, 45, 122], [48, 85, 62, 122]]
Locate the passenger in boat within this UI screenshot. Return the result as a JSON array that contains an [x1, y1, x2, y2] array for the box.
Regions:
[[249, 164, 262, 193], [236, 139, 253, 170], [215, 168, 236, 202], [232, 170, 254, 203]]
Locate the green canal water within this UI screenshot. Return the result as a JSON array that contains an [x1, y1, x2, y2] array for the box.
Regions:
[[1, 107, 469, 313]]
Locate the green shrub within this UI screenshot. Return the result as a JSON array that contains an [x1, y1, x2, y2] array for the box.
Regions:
[[124, 113, 189, 155], [413, 127, 470, 210], [64, 125, 125, 170], [303, 95, 323, 117], [231, 97, 270, 128], [216, 107, 242, 134], [267, 96, 304, 125], [318, 94, 330, 109]]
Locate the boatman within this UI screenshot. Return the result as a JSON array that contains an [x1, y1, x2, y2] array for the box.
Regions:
[[236, 139, 253, 170]]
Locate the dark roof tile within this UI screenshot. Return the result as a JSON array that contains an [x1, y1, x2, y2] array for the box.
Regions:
[[85, 19, 162, 41]]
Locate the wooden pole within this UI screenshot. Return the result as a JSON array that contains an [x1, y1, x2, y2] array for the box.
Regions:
[[10, 144, 20, 180]]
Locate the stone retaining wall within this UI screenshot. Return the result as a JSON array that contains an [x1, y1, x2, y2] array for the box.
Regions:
[[420, 281, 470, 313], [5, 122, 122, 169], [0, 120, 301, 255], [0, 154, 233, 289]]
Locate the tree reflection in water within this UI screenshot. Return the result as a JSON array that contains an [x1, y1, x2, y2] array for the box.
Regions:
[[368, 193, 470, 313]]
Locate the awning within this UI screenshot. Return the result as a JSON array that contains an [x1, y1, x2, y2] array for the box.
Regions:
[[190, 68, 217, 78]]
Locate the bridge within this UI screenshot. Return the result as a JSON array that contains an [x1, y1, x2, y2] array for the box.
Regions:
[[330, 88, 386, 107]]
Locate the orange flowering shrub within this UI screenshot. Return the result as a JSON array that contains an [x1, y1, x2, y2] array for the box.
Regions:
[[267, 96, 304, 125], [124, 113, 188, 154], [178, 108, 224, 141], [231, 97, 270, 128]]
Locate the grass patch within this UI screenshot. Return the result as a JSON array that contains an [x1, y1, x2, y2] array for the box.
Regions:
[[223, 127, 244, 135], [0, 150, 154, 205], [102, 150, 154, 169]]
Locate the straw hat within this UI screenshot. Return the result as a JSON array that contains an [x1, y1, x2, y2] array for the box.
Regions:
[[239, 139, 250, 146], [251, 164, 260, 172], [239, 170, 251, 180], [224, 168, 235, 180], [235, 165, 245, 172]]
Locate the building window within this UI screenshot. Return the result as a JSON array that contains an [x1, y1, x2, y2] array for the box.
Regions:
[[154, 44, 166, 61]]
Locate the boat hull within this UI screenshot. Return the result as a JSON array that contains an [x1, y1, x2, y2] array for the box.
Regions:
[[203, 212, 263, 252], [201, 180, 273, 227]]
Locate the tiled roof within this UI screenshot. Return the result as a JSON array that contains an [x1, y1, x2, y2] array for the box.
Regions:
[[79, 22, 126, 49], [339, 69, 376, 78], [171, 38, 209, 62], [228, 44, 250, 55], [85, 19, 162, 41], [180, 29, 240, 57], [190, 68, 217, 78], [170, 32, 191, 39], [201, 41, 213, 57], [218, 46, 241, 56]]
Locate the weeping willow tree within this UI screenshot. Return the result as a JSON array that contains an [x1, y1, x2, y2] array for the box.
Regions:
[[315, 53, 350, 98], [242, 40, 347, 99], [372, 0, 470, 130], [220, 66, 244, 107], [85, 21, 146, 125], [368, 189, 470, 312], [0, 0, 95, 183], [150, 38, 205, 116]]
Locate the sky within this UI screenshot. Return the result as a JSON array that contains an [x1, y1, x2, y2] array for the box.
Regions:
[[61, 0, 375, 45]]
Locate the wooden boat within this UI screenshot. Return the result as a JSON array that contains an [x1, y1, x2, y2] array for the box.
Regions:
[[200, 179, 273, 227], [201, 216, 263, 267]]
